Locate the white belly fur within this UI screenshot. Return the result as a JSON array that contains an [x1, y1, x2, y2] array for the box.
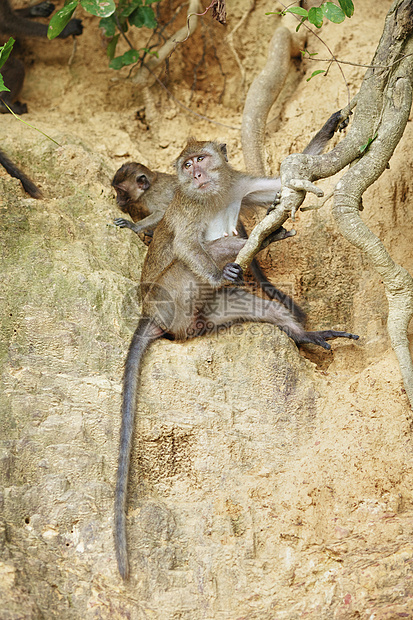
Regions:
[[204, 201, 240, 242]]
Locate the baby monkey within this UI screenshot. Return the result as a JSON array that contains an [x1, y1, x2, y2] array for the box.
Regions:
[[114, 137, 359, 580], [112, 163, 176, 245]]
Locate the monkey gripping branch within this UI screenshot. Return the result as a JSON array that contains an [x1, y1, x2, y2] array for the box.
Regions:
[[236, 0, 413, 408]]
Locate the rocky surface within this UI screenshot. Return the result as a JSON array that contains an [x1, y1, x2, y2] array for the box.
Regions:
[[1, 0, 413, 617]]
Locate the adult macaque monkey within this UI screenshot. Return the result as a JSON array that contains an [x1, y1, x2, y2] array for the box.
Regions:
[[0, 0, 83, 114], [112, 161, 303, 319], [111, 110, 347, 322], [114, 138, 359, 579]]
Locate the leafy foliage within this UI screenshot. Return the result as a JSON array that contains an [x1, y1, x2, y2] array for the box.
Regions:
[[267, 0, 354, 30], [47, 0, 159, 70], [100, 0, 159, 69], [0, 38, 14, 93]]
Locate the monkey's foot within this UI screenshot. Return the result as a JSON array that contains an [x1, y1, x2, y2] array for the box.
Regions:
[[0, 100, 27, 115], [261, 227, 296, 249], [29, 1, 55, 17], [297, 330, 359, 350]]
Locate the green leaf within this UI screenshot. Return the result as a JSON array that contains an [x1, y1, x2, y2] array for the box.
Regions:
[[301, 49, 319, 57], [286, 6, 308, 18], [0, 75, 10, 94], [80, 0, 116, 18], [121, 0, 142, 18], [109, 48, 139, 69], [359, 133, 378, 154], [295, 16, 307, 32], [106, 33, 119, 59], [338, 0, 354, 17], [128, 5, 157, 28], [109, 56, 124, 70], [47, 0, 78, 39], [0, 37, 15, 70], [308, 6, 323, 28], [99, 15, 117, 36], [322, 2, 346, 24], [306, 69, 326, 81]]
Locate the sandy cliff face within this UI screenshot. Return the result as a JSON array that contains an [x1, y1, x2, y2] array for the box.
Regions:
[[1, 1, 413, 617]]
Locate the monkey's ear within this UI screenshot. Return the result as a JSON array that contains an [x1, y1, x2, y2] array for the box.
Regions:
[[136, 174, 150, 190], [219, 143, 228, 162]]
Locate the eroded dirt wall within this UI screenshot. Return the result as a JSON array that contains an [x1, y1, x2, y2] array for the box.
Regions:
[[1, 1, 413, 618]]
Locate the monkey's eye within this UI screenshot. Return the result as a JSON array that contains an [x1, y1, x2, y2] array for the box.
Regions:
[[197, 156, 205, 162], [184, 161, 192, 169]]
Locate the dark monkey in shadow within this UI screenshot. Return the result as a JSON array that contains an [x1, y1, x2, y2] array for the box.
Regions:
[[0, 0, 83, 196]]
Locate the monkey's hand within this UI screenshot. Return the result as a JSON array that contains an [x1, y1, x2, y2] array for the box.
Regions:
[[114, 217, 133, 229], [113, 217, 142, 232], [223, 262, 244, 284], [58, 19, 83, 37]]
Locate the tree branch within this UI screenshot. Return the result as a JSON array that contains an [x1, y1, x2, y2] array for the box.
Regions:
[[241, 9, 309, 175], [236, 0, 413, 407], [132, 0, 202, 88]]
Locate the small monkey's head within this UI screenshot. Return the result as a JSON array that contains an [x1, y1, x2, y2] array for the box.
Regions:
[[175, 139, 231, 199], [112, 162, 156, 210]]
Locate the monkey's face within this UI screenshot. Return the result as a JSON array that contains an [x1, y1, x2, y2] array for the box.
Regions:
[[113, 182, 142, 209], [175, 140, 231, 201], [178, 151, 222, 196], [112, 163, 152, 209], [112, 174, 150, 210], [182, 153, 214, 190]]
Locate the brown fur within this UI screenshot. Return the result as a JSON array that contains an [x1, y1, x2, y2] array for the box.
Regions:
[[114, 139, 359, 580]]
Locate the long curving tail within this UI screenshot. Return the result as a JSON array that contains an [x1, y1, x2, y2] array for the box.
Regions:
[[114, 317, 162, 579], [0, 148, 42, 198]]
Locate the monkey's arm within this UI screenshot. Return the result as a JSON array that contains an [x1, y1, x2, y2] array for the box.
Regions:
[[174, 234, 241, 286], [240, 176, 282, 208], [240, 109, 348, 209], [174, 238, 223, 285], [114, 211, 165, 235]]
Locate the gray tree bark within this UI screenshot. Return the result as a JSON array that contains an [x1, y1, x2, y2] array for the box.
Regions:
[[236, 0, 413, 406]]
